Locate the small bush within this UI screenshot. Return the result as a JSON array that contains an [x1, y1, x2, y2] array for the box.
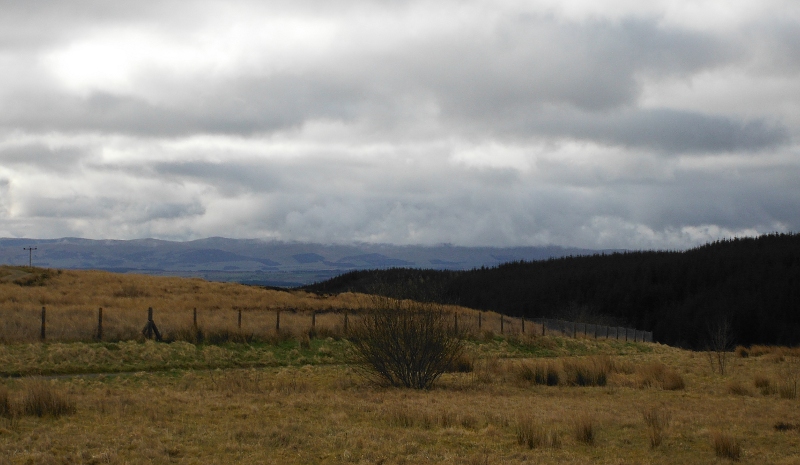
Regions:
[[516, 415, 560, 449], [572, 415, 595, 446], [711, 432, 741, 461], [350, 298, 464, 389], [642, 405, 671, 448], [22, 382, 76, 418]]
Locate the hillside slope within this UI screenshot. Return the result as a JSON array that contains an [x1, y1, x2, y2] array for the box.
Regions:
[[303, 233, 800, 348]]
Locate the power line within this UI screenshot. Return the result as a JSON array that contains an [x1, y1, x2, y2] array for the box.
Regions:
[[23, 247, 37, 268]]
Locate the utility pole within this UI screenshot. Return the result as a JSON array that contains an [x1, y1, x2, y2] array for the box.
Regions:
[[23, 247, 37, 268]]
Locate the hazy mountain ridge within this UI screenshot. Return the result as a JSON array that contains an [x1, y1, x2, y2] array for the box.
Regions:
[[0, 237, 608, 286]]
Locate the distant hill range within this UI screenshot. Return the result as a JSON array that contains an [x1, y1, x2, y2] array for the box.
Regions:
[[0, 237, 607, 287], [303, 233, 800, 348]]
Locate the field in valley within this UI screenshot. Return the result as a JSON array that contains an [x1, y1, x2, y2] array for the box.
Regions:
[[0, 266, 799, 464]]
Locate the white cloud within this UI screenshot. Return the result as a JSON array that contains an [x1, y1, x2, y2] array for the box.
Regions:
[[0, 0, 798, 250]]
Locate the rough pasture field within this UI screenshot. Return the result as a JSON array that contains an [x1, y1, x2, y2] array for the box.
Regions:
[[0, 267, 799, 464]]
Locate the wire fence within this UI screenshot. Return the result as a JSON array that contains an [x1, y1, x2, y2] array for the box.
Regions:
[[0, 306, 654, 344]]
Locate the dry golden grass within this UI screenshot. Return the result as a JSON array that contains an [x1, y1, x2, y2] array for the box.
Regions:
[[2, 346, 800, 464], [642, 404, 671, 448], [711, 431, 742, 461], [2, 268, 800, 463], [0, 343, 798, 464], [0, 266, 487, 343]]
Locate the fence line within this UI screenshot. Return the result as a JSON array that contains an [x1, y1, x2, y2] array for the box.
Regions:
[[2, 306, 653, 344]]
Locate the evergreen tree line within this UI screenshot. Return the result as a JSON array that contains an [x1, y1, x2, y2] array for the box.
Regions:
[[301, 233, 800, 348]]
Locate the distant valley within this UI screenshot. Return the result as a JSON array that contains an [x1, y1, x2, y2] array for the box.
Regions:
[[0, 237, 609, 287]]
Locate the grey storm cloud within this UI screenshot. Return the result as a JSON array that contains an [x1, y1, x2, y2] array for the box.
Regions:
[[0, 0, 798, 249], [0, 143, 92, 172]]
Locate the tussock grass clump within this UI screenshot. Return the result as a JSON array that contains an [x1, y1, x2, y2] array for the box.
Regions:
[[778, 357, 800, 399], [446, 351, 476, 373], [0, 386, 12, 418], [637, 362, 685, 390], [516, 415, 560, 449], [774, 421, 798, 432], [642, 405, 671, 448], [727, 380, 752, 396], [778, 381, 797, 399], [711, 432, 741, 461], [384, 405, 483, 431], [21, 381, 76, 418], [572, 415, 596, 446], [515, 361, 559, 386], [734, 346, 749, 358], [473, 357, 504, 384], [753, 374, 775, 395], [748, 345, 773, 357], [563, 359, 607, 387]]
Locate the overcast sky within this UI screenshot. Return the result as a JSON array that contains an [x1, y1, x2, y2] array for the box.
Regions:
[[1, 0, 798, 249]]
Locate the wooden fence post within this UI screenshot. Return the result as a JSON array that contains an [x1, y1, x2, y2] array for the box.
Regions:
[[454, 313, 458, 335], [40, 306, 46, 341], [276, 310, 281, 333], [96, 307, 103, 341], [193, 308, 197, 329], [500, 315, 504, 334], [521, 316, 525, 334], [238, 309, 242, 330], [142, 307, 162, 341], [478, 312, 482, 329], [344, 311, 349, 333]]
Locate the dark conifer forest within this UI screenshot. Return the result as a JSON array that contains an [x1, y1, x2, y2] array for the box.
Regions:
[[302, 233, 800, 348]]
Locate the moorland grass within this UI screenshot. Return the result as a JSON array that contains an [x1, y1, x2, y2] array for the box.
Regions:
[[0, 348, 797, 464]]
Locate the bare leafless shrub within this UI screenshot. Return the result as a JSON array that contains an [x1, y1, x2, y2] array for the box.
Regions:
[[711, 432, 741, 461], [21, 381, 76, 418], [350, 297, 464, 389], [707, 317, 734, 375], [642, 405, 671, 448]]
